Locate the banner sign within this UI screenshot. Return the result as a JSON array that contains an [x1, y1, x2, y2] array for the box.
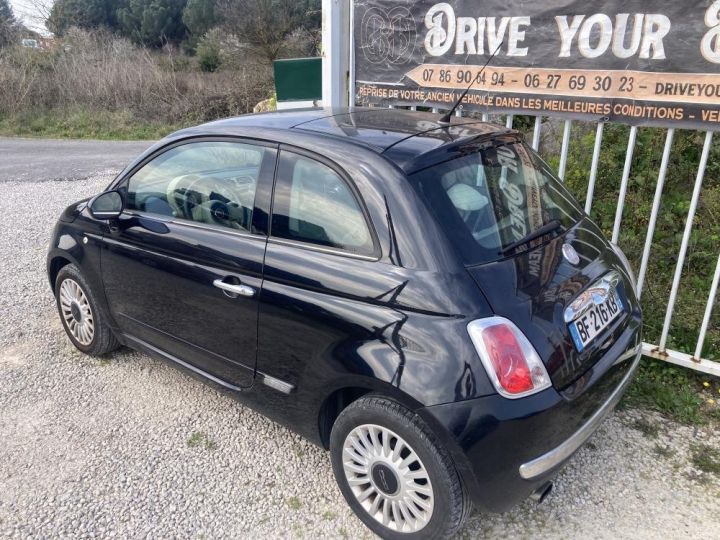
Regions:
[[353, 0, 720, 128]]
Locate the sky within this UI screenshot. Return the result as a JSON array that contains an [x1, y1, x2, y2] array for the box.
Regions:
[[10, 0, 52, 34]]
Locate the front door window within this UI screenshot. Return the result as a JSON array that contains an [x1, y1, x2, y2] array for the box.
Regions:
[[125, 141, 273, 233]]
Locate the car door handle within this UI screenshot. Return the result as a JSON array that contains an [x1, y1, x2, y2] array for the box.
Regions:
[[213, 279, 256, 297]]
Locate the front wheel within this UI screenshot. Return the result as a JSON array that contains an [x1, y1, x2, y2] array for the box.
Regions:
[[330, 396, 470, 539], [55, 264, 120, 356]]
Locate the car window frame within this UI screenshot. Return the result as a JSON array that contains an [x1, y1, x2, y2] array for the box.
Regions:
[[408, 137, 584, 266], [111, 136, 279, 241], [268, 144, 381, 261]]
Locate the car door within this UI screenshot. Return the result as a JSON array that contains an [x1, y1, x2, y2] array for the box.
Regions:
[[100, 138, 277, 388], [256, 148, 383, 393]]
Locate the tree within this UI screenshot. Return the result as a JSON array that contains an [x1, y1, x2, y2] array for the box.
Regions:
[[116, 0, 189, 47], [0, 0, 20, 47], [183, 0, 218, 38], [217, 0, 320, 63], [47, 0, 121, 36], [196, 28, 221, 71]]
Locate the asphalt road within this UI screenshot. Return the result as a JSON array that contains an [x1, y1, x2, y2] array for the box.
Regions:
[[1, 138, 719, 538], [0, 137, 150, 183]]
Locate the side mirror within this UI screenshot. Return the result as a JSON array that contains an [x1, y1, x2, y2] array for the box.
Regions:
[[88, 191, 123, 220]]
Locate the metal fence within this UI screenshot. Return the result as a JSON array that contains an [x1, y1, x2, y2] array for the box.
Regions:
[[523, 117, 719, 377], [388, 106, 720, 377], [323, 0, 718, 377]]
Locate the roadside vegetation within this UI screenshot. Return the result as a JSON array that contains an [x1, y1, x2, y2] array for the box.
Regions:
[[621, 363, 716, 425], [0, 1, 717, 423], [0, 0, 319, 138]]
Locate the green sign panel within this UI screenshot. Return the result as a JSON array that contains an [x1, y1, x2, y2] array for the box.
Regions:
[[274, 57, 322, 102]]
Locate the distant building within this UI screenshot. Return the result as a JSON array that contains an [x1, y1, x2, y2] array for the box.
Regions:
[[19, 36, 56, 50]]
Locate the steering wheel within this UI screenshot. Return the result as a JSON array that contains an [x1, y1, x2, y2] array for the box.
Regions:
[[166, 174, 203, 219], [169, 174, 252, 229]]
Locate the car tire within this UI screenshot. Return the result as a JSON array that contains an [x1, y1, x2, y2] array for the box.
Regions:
[[330, 395, 470, 539], [55, 264, 120, 356]]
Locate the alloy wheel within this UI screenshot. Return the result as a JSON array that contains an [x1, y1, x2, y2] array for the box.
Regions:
[[58, 278, 95, 346], [342, 424, 434, 533]]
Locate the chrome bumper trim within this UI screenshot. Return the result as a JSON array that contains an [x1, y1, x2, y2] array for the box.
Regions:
[[519, 348, 642, 480]]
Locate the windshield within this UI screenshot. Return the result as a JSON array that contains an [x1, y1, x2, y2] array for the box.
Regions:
[[409, 141, 583, 266]]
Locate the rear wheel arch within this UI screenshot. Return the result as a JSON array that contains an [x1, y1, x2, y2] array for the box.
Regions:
[[329, 394, 472, 537], [317, 383, 424, 450], [318, 387, 372, 450]]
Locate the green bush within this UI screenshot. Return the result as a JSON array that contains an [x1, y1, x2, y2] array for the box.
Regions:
[[196, 29, 221, 72]]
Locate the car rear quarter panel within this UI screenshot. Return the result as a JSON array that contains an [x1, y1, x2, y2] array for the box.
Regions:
[[249, 136, 500, 444]]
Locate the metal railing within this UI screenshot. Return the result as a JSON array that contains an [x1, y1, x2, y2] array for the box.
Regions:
[[384, 106, 720, 376], [502, 113, 719, 376], [332, 0, 718, 377]]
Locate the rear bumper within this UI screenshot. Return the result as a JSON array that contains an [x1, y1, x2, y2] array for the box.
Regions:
[[519, 348, 640, 480], [421, 315, 641, 512]]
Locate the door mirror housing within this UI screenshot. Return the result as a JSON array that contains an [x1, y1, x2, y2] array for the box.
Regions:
[[89, 190, 123, 220]]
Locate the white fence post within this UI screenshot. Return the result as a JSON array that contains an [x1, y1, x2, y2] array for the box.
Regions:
[[659, 131, 714, 352], [322, 0, 350, 108], [584, 122, 604, 214], [532, 116, 542, 151], [611, 126, 638, 244], [558, 120, 572, 180], [636, 129, 675, 297], [695, 254, 720, 361]]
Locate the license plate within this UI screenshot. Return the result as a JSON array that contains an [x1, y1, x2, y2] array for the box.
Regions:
[[568, 290, 624, 352]]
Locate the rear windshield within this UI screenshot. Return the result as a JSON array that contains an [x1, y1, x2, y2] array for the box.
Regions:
[[409, 141, 583, 266]]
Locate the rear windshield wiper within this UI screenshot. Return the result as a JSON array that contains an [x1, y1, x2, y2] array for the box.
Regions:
[[500, 219, 564, 256]]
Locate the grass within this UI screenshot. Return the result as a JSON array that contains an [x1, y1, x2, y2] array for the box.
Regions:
[[186, 431, 217, 450], [653, 444, 675, 459], [623, 359, 706, 424], [622, 359, 708, 425], [630, 417, 661, 439], [0, 109, 184, 140], [287, 496, 302, 510], [690, 443, 720, 476]]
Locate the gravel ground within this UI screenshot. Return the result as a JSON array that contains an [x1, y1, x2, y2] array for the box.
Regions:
[[1, 139, 719, 538]]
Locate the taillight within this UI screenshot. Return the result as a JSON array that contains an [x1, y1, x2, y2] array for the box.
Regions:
[[467, 317, 551, 399]]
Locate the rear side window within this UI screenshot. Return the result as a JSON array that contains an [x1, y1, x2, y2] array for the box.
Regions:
[[409, 141, 583, 266], [270, 151, 375, 256]]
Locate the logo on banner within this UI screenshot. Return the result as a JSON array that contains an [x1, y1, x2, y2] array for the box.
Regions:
[[702, 0, 720, 63], [360, 6, 416, 65]]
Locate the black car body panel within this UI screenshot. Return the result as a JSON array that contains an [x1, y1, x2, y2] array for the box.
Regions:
[[47, 107, 642, 513], [466, 217, 641, 390], [100, 215, 266, 387], [423, 316, 641, 511]]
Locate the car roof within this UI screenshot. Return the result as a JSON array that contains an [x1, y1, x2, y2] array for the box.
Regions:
[[176, 107, 515, 173]]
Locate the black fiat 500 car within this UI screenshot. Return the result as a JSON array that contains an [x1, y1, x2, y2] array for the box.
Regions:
[[48, 108, 641, 539]]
